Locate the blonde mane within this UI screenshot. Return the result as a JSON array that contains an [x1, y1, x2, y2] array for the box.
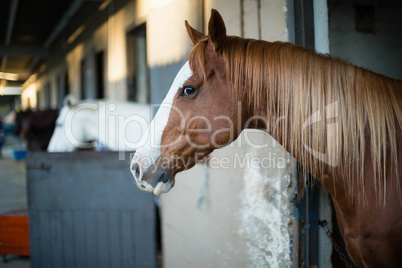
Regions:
[[189, 36, 402, 204]]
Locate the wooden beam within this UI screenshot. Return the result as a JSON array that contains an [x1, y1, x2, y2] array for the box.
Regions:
[[0, 46, 49, 57]]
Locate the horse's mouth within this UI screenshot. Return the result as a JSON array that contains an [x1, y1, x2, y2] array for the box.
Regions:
[[137, 178, 175, 196], [135, 168, 175, 196], [153, 179, 174, 196]]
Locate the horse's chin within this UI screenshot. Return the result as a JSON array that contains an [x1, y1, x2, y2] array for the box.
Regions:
[[153, 180, 174, 196]]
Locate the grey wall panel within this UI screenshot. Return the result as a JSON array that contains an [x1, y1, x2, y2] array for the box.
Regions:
[[27, 151, 156, 268]]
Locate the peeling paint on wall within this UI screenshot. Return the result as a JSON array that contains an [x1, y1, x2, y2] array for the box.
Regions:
[[238, 139, 293, 267]]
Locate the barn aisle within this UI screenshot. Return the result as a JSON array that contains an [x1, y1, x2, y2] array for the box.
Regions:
[[0, 134, 30, 267], [0, 134, 27, 215], [0, 161, 27, 215]]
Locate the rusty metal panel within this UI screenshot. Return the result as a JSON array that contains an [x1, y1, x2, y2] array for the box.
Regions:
[[27, 151, 156, 268]]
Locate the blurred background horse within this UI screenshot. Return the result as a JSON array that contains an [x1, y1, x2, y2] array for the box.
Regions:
[[15, 109, 58, 151], [48, 97, 151, 152]]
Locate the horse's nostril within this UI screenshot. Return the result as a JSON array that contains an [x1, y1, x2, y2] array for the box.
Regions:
[[131, 162, 138, 171], [159, 172, 168, 183], [131, 162, 141, 181]]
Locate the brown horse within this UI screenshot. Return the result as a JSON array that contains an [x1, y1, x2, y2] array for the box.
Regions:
[[17, 109, 59, 151], [131, 10, 402, 267]]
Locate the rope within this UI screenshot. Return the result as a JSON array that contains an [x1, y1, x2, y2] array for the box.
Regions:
[[197, 157, 210, 209]]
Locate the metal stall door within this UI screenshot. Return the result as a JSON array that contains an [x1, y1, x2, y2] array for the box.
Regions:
[[27, 152, 156, 268]]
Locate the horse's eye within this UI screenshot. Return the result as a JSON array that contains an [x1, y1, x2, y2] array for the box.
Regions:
[[180, 86, 198, 97]]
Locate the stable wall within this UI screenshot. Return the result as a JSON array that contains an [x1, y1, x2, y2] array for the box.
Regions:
[[22, 0, 204, 110], [328, 0, 402, 79]]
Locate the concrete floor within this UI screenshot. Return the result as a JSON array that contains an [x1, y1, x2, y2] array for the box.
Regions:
[[0, 256, 30, 268], [0, 134, 30, 267], [0, 158, 27, 215]]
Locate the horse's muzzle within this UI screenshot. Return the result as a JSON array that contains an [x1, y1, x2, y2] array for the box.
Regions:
[[130, 155, 174, 196]]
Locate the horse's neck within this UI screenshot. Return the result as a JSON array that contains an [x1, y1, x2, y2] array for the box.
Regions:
[[251, 83, 337, 180], [252, 66, 401, 206]]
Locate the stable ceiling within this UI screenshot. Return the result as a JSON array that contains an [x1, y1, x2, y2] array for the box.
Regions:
[[0, 0, 89, 87]]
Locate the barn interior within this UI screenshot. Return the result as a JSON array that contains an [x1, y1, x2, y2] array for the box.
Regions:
[[0, 0, 401, 267]]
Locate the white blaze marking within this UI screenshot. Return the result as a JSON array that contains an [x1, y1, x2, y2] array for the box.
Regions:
[[133, 61, 193, 181]]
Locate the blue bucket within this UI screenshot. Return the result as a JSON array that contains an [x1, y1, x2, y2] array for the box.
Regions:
[[13, 150, 28, 160]]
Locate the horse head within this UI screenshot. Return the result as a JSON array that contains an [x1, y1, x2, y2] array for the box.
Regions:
[[47, 95, 82, 152], [131, 10, 250, 195]]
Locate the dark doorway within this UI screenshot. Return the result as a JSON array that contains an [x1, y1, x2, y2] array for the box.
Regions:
[[126, 24, 149, 103], [95, 51, 105, 99]]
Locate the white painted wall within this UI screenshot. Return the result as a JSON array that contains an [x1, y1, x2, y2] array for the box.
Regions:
[[162, 131, 293, 268]]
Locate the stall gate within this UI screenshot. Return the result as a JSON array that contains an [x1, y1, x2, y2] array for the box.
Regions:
[[26, 152, 156, 268]]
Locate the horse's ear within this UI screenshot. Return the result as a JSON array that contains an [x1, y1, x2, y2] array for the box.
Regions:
[[185, 20, 204, 45], [63, 94, 77, 107], [208, 9, 226, 52]]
